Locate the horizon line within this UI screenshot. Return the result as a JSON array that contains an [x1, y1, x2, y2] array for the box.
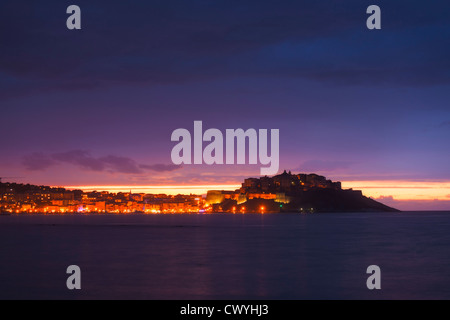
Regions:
[[62, 184, 241, 195], [58, 180, 450, 202]]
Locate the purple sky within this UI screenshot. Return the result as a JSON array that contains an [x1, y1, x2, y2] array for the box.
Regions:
[[1, 0, 450, 209]]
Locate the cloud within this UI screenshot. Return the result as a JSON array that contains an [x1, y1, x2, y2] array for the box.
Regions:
[[52, 150, 105, 171], [139, 164, 181, 172], [22, 152, 56, 171], [99, 155, 142, 174], [297, 160, 353, 172], [375, 195, 395, 201], [1, 1, 450, 99], [374, 195, 450, 211], [22, 150, 181, 174], [438, 121, 450, 128]]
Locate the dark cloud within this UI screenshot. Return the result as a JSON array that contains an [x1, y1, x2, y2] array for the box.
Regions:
[[374, 196, 450, 211], [297, 160, 353, 172], [22, 152, 56, 171], [139, 164, 181, 172], [52, 150, 105, 171], [99, 155, 142, 174], [1, 0, 449, 99], [22, 150, 181, 174]]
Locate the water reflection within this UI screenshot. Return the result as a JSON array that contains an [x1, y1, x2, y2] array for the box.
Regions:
[[0, 212, 449, 299]]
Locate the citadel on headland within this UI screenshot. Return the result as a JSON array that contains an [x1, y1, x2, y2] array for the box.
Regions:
[[0, 171, 398, 214], [206, 170, 398, 213]]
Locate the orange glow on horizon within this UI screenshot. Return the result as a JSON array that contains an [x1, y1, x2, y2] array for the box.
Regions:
[[342, 181, 450, 201], [63, 184, 241, 195], [62, 180, 450, 202]]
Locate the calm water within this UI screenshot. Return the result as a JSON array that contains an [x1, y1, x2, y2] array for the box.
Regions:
[[1, 212, 450, 300]]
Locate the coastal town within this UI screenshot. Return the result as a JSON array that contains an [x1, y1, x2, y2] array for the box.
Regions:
[[0, 178, 204, 214], [0, 171, 395, 213], [0, 171, 338, 214]]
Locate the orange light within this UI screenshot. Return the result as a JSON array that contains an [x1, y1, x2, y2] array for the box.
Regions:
[[341, 180, 450, 201], [63, 184, 240, 195]]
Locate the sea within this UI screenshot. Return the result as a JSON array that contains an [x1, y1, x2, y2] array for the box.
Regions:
[[0, 211, 449, 300]]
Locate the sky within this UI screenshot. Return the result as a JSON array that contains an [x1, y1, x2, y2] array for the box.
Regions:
[[1, 0, 450, 210]]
